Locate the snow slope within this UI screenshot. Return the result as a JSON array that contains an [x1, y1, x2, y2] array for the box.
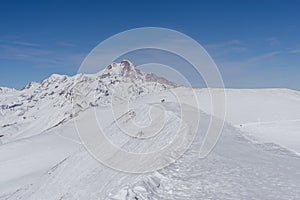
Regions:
[[240, 120, 300, 154], [190, 88, 300, 154], [148, 87, 300, 154], [0, 62, 299, 199], [196, 88, 300, 125], [2, 94, 299, 200]]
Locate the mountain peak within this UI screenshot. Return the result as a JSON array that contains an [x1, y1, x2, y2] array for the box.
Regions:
[[96, 60, 176, 87], [106, 60, 134, 69], [101, 60, 139, 78]]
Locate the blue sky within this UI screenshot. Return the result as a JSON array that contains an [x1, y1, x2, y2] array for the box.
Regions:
[[0, 0, 299, 90]]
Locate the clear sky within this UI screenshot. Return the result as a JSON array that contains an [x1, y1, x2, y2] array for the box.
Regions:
[[0, 0, 299, 90]]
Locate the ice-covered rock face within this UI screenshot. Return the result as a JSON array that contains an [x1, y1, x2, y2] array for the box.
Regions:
[[0, 61, 176, 143]]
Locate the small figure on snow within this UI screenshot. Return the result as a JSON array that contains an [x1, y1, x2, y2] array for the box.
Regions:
[[137, 131, 144, 137]]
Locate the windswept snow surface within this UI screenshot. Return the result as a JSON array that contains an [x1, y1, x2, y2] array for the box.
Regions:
[[2, 96, 300, 200], [0, 62, 300, 199], [191, 88, 300, 154]]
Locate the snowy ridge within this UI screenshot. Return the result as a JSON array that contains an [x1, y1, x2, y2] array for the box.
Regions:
[[3, 100, 299, 200]]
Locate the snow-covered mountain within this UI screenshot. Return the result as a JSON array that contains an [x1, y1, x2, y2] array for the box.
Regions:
[[0, 61, 300, 199], [0, 60, 175, 143], [0, 87, 17, 95]]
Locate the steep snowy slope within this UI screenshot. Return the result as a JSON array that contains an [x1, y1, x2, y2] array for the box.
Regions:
[[2, 94, 299, 200], [0, 127, 82, 195]]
